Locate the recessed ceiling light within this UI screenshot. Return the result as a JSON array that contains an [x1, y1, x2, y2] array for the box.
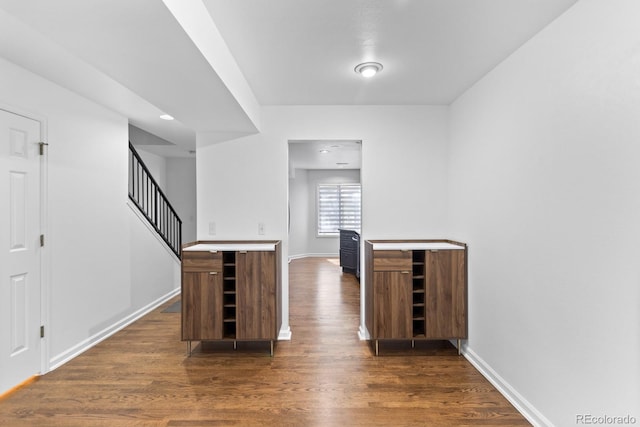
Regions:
[[319, 149, 330, 154], [354, 62, 383, 78], [160, 114, 174, 121]]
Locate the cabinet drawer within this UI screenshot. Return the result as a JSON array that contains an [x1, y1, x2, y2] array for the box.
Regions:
[[340, 231, 359, 248], [182, 251, 222, 272], [373, 250, 412, 271]]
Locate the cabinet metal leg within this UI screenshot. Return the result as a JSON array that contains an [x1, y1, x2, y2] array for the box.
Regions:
[[270, 340, 274, 357], [233, 340, 237, 350], [457, 339, 461, 356], [375, 340, 379, 356], [187, 340, 192, 357], [411, 339, 415, 349]]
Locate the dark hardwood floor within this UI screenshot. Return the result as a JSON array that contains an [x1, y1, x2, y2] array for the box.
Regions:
[[0, 257, 530, 426]]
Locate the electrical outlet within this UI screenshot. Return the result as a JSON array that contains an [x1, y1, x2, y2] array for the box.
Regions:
[[258, 222, 265, 235], [209, 221, 216, 235]]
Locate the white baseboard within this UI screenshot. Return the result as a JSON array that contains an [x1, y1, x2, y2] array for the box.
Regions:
[[358, 325, 370, 340], [288, 253, 338, 262], [48, 288, 180, 371], [278, 326, 292, 341], [463, 346, 554, 427]]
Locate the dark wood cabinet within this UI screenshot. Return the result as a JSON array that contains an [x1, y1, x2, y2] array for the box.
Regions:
[[369, 248, 412, 338], [339, 229, 360, 278], [181, 251, 223, 341], [424, 249, 466, 339], [236, 250, 277, 340], [372, 271, 412, 339], [365, 240, 467, 355], [182, 269, 224, 341], [181, 241, 281, 356]]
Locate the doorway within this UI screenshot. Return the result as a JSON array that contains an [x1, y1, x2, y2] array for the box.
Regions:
[[0, 108, 44, 394], [287, 139, 363, 338], [287, 140, 362, 260]]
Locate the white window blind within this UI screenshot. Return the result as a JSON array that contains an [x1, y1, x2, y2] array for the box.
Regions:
[[317, 183, 361, 236]]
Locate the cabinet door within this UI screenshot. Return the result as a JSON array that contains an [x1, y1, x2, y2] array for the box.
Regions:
[[373, 271, 412, 339], [339, 230, 358, 271], [340, 248, 357, 270], [236, 251, 276, 340], [182, 271, 223, 340], [425, 250, 467, 338]]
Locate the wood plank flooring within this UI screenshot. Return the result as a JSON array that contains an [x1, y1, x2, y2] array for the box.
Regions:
[[0, 257, 530, 426]]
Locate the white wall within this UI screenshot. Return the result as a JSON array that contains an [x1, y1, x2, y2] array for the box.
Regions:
[[448, 0, 640, 425], [135, 148, 167, 192], [197, 105, 449, 338], [288, 168, 309, 257], [289, 168, 360, 258], [167, 157, 197, 244], [129, 205, 181, 309], [0, 56, 179, 374], [130, 126, 197, 245]]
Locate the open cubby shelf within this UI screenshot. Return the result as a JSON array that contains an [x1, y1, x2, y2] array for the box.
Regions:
[[412, 250, 426, 338], [222, 251, 237, 340]]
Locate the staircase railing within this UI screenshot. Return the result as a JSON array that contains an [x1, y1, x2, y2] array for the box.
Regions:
[[128, 142, 182, 258]]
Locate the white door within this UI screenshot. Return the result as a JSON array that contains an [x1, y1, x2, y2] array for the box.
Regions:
[[0, 109, 42, 394]]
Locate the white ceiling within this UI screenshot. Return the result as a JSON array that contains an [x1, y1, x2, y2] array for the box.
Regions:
[[0, 0, 578, 161], [289, 140, 362, 170], [203, 0, 578, 105]]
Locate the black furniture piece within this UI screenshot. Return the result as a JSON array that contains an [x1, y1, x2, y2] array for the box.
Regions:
[[339, 229, 360, 279]]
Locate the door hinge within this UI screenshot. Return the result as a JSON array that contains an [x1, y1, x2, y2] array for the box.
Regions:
[[40, 235, 45, 247], [38, 141, 49, 156], [40, 325, 45, 338]]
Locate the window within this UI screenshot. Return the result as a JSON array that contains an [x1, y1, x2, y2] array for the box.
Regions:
[[317, 183, 361, 236]]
